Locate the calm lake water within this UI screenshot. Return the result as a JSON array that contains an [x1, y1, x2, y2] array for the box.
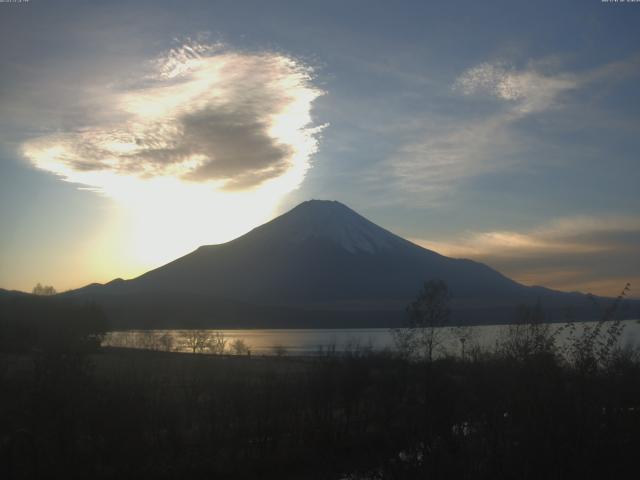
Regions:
[[103, 320, 640, 356]]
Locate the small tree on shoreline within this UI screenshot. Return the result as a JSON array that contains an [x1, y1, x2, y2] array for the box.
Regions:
[[393, 280, 451, 362], [181, 330, 213, 354], [230, 338, 250, 355], [207, 332, 227, 355]]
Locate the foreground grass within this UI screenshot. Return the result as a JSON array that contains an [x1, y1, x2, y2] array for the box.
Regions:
[[1, 346, 640, 479]]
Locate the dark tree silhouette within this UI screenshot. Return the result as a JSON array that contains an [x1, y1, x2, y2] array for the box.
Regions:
[[394, 280, 451, 361], [32, 283, 57, 296]]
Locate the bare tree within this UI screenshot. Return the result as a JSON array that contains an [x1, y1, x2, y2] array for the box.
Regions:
[[393, 280, 451, 362], [181, 330, 212, 354], [207, 332, 227, 355], [230, 338, 250, 355]]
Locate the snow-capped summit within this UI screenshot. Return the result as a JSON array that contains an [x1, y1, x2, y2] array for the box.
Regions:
[[245, 200, 409, 254]]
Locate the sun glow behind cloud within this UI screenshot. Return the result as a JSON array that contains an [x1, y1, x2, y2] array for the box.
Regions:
[[21, 43, 324, 273]]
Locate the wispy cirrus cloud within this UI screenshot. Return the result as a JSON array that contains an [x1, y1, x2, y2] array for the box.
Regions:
[[376, 56, 639, 204], [387, 114, 515, 200], [453, 61, 578, 114], [417, 215, 640, 258]]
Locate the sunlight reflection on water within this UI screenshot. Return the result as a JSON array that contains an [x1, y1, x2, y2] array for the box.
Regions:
[[103, 320, 640, 356]]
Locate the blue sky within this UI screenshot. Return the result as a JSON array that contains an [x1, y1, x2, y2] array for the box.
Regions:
[[1, 0, 639, 297]]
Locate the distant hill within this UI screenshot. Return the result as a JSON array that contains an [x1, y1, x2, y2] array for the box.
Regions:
[[63, 200, 637, 328], [0, 288, 29, 298]]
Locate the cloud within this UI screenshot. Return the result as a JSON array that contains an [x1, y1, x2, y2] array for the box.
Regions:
[[453, 61, 578, 113], [411, 215, 640, 297], [16, 42, 326, 270], [388, 114, 516, 201], [374, 56, 638, 204], [22, 42, 324, 192]]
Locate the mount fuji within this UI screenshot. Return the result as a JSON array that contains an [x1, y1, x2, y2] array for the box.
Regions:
[[66, 200, 634, 328]]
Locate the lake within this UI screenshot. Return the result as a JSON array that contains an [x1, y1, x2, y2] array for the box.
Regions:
[[103, 319, 640, 356]]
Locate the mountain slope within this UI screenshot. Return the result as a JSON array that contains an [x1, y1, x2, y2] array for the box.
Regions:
[[66, 200, 630, 328]]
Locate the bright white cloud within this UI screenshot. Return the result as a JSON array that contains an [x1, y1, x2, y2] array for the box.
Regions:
[[23, 42, 324, 191]]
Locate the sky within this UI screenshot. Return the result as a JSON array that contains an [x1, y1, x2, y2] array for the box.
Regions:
[[1, 0, 639, 298]]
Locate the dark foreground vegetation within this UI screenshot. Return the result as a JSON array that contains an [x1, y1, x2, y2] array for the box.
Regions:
[[1, 286, 639, 479], [2, 342, 640, 479]]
